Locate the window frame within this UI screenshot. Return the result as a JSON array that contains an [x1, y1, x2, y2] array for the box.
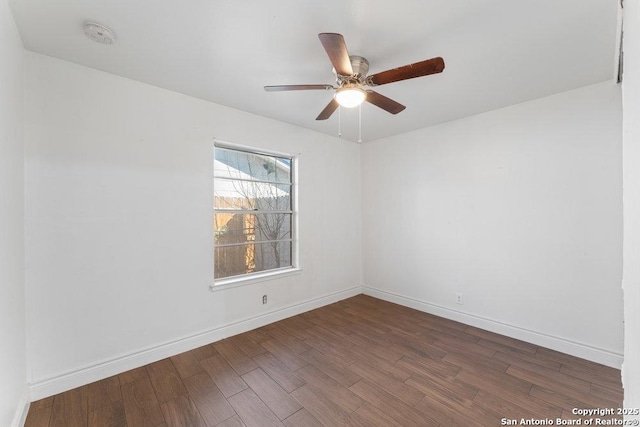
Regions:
[[211, 140, 300, 290]]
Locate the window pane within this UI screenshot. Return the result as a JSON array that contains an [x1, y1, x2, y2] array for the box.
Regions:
[[214, 241, 292, 279], [214, 213, 292, 245], [214, 180, 291, 211], [215, 147, 291, 184], [214, 145, 295, 282]]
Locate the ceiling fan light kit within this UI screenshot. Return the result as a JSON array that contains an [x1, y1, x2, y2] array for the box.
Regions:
[[335, 86, 366, 108], [264, 32, 445, 124]]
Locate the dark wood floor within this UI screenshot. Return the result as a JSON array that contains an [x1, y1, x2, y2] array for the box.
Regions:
[[25, 295, 623, 426]]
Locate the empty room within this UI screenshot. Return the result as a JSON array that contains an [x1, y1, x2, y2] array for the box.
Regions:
[[2, 0, 640, 426]]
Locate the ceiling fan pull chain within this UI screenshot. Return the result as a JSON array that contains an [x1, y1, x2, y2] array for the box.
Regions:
[[338, 106, 342, 138], [358, 104, 362, 143]]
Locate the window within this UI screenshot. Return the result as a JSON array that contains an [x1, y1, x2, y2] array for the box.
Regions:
[[213, 144, 296, 282]]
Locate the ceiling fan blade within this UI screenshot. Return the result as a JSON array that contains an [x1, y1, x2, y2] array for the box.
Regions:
[[318, 33, 353, 76], [365, 91, 406, 114], [264, 84, 333, 91], [367, 57, 445, 86], [316, 99, 340, 120]]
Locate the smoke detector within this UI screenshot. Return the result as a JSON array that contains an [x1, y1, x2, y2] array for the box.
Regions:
[[83, 22, 116, 45]]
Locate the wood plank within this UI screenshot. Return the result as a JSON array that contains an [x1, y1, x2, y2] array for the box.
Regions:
[[341, 309, 396, 335], [559, 364, 622, 390], [493, 349, 563, 372], [455, 362, 534, 395], [412, 381, 503, 426], [349, 380, 437, 426], [24, 406, 52, 427], [251, 352, 306, 393], [214, 338, 259, 375], [118, 366, 148, 385], [415, 394, 489, 426], [200, 354, 248, 398], [29, 397, 54, 410], [348, 345, 412, 381], [170, 350, 205, 380], [146, 358, 187, 403], [217, 415, 246, 427], [265, 325, 312, 355], [506, 365, 591, 396], [343, 331, 404, 363], [302, 311, 351, 333], [443, 351, 510, 373], [121, 376, 165, 427], [434, 336, 498, 360], [50, 387, 88, 427], [241, 368, 301, 420], [418, 314, 470, 332], [227, 388, 284, 427], [304, 325, 355, 350], [529, 384, 620, 415], [338, 310, 389, 336], [260, 339, 308, 371], [183, 372, 236, 426], [190, 343, 219, 361], [396, 354, 461, 379], [340, 322, 398, 347], [160, 395, 206, 427], [347, 361, 424, 406], [535, 347, 610, 372], [413, 396, 471, 426], [391, 339, 447, 361], [246, 326, 276, 342], [88, 400, 126, 427], [274, 318, 316, 341], [86, 376, 122, 412], [353, 403, 407, 427], [295, 364, 365, 413], [473, 389, 541, 421], [299, 348, 361, 387], [451, 365, 560, 417], [302, 335, 358, 366], [405, 370, 479, 402], [230, 333, 267, 357], [465, 326, 539, 354], [406, 370, 479, 414], [290, 384, 359, 427], [283, 409, 322, 427], [590, 382, 624, 404]]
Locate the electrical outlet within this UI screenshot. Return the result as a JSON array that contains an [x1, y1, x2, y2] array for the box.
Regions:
[[456, 293, 463, 305], [262, 295, 268, 304]]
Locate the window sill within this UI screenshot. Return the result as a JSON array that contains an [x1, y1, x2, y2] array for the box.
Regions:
[[209, 267, 302, 292]]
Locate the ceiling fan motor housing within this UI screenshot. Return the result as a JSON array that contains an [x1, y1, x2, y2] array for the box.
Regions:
[[334, 55, 370, 84], [349, 56, 369, 78]]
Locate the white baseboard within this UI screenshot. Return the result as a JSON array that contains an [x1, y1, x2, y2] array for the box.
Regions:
[[29, 286, 361, 400], [11, 387, 30, 427], [363, 286, 623, 369]]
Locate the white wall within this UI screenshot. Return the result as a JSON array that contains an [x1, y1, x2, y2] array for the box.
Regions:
[[622, 0, 640, 414], [23, 52, 361, 398], [0, 1, 27, 425], [362, 81, 623, 367], [19, 29, 628, 403]]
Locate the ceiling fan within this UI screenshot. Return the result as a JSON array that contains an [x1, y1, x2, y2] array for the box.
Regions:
[[264, 33, 445, 120]]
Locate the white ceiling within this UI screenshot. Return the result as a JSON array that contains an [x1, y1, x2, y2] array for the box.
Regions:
[[9, 0, 619, 142]]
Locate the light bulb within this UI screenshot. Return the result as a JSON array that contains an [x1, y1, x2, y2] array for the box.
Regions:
[[334, 87, 366, 108]]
